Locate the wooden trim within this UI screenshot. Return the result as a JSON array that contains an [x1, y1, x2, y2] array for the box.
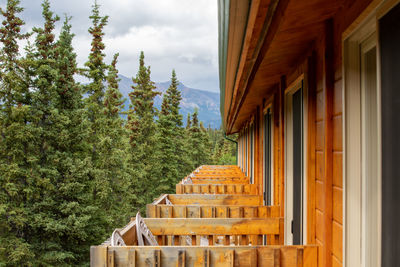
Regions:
[[306, 52, 317, 245], [263, 94, 275, 114], [272, 92, 280, 209], [279, 76, 286, 220], [323, 19, 334, 267], [284, 72, 307, 245], [342, 0, 383, 39], [377, 0, 400, 18], [227, 0, 290, 133], [285, 74, 305, 95]]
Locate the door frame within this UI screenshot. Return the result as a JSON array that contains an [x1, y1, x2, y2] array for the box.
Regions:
[[284, 76, 308, 245], [263, 101, 274, 206], [343, 13, 382, 267]]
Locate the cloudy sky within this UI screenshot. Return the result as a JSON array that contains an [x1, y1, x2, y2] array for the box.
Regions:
[[1, 0, 219, 92]]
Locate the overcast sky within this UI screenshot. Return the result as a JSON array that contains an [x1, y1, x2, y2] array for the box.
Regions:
[[1, 0, 219, 92]]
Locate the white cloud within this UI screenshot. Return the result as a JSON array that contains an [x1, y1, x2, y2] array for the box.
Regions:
[[2, 0, 219, 92]]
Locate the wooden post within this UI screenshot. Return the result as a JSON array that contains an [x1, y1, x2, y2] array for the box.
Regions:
[[323, 19, 334, 267], [279, 76, 286, 220], [307, 51, 317, 244]]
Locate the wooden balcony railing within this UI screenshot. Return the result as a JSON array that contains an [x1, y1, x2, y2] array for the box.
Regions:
[[176, 184, 259, 194], [90, 165, 318, 267], [91, 245, 318, 266]]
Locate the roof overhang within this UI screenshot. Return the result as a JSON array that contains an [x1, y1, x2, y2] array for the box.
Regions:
[[219, 0, 346, 134]]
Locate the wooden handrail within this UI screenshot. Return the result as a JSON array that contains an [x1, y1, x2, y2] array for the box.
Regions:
[[151, 194, 263, 206], [146, 204, 280, 219]]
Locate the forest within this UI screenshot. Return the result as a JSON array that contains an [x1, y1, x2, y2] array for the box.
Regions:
[[0, 0, 236, 265]]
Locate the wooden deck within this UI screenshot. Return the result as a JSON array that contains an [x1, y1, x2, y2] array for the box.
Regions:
[[90, 165, 318, 266]]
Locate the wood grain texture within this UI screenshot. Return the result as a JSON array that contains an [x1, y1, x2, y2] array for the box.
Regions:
[[102, 246, 318, 267]]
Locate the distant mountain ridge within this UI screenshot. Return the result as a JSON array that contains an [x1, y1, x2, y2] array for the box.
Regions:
[[117, 74, 221, 128]]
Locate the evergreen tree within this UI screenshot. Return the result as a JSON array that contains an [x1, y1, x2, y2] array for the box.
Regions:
[[185, 113, 191, 129], [83, 0, 109, 160], [82, 1, 120, 236], [100, 53, 131, 225], [189, 109, 206, 169], [126, 51, 160, 211], [156, 70, 184, 194], [0, 0, 34, 264], [24, 5, 102, 264]]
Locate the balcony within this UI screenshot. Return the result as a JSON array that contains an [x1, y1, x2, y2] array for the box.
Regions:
[[91, 165, 318, 266]]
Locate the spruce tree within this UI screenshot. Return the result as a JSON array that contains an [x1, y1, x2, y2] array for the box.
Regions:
[[82, 1, 119, 235], [83, 0, 109, 162], [0, 0, 34, 264], [100, 53, 131, 224], [187, 109, 212, 168], [185, 113, 191, 129], [156, 70, 184, 194], [126, 51, 160, 211], [26, 4, 102, 264]]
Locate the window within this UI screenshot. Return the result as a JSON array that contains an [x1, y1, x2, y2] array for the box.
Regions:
[[263, 108, 273, 206]]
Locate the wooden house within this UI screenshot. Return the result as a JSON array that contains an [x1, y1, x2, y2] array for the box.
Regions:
[[218, 0, 400, 266]]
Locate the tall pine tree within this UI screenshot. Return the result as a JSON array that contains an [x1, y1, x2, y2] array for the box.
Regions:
[[126, 51, 160, 211], [100, 53, 131, 225], [187, 109, 212, 169], [156, 70, 184, 194], [0, 0, 34, 264], [82, 1, 120, 235]]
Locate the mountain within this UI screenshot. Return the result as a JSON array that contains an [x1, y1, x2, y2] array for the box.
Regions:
[[117, 74, 221, 128]]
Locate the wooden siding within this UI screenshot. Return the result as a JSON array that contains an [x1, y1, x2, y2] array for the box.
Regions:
[[233, 1, 378, 267]]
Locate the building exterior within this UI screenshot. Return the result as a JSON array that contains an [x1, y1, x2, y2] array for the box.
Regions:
[[218, 0, 400, 266]]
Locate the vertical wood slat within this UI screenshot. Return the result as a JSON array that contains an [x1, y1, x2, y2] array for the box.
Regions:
[[323, 19, 334, 267], [167, 235, 173, 246], [177, 250, 185, 267], [90, 246, 107, 267], [204, 249, 210, 267], [128, 249, 136, 267], [257, 247, 280, 267], [307, 50, 317, 245], [303, 246, 318, 267], [154, 250, 160, 267], [107, 249, 114, 267]]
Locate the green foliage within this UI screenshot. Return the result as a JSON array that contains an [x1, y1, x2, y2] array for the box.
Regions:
[[0, 0, 34, 265], [126, 51, 160, 212], [0, 0, 237, 265], [155, 70, 184, 195]]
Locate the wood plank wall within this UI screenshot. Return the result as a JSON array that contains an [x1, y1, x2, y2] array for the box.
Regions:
[[233, 1, 374, 267]]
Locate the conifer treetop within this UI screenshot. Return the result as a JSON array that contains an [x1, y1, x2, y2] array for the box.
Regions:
[[104, 53, 124, 116], [33, 0, 60, 58], [85, 0, 108, 84], [0, 0, 30, 65]]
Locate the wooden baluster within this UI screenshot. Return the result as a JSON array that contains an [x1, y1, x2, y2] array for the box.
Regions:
[[177, 250, 186, 267], [128, 249, 136, 267]]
